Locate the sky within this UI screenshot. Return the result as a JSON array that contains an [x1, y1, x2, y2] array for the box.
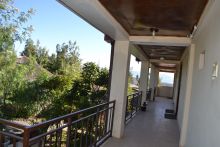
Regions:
[[13, 0, 173, 83], [14, 0, 141, 73], [159, 72, 174, 84], [14, 0, 111, 68]]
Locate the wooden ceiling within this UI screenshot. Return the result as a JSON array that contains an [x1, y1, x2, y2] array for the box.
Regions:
[[153, 62, 177, 72], [140, 45, 185, 60], [99, 0, 208, 36]]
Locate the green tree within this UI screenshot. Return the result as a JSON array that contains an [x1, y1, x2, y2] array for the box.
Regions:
[[127, 71, 133, 95], [36, 40, 49, 68], [21, 38, 37, 57], [0, 0, 34, 47], [0, 0, 34, 107], [46, 41, 81, 79], [65, 62, 109, 111]]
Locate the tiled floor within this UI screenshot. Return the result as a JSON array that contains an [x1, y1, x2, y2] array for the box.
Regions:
[[103, 97, 180, 147]]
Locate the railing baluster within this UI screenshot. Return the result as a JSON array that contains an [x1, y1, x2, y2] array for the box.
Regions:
[[125, 96, 128, 119], [55, 123, 58, 147], [58, 129, 62, 147], [74, 123, 77, 147], [89, 116, 94, 146], [49, 134, 52, 147], [43, 136, 46, 147], [125, 91, 142, 124], [66, 117, 72, 147], [13, 138, 16, 147], [131, 94, 134, 119], [108, 107, 112, 134], [23, 128, 30, 147], [111, 102, 115, 135], [98, 111, 103, 140], [102, 110, 106, 137], [0, 134, 3, 147], [80, 121, 83, 147], [85, 118, 89, 147], [94, 108, 100, 146]]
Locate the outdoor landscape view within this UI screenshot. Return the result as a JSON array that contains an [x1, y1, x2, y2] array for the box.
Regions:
[[0, 1, 177, 146], [0, 0, 115, 124]]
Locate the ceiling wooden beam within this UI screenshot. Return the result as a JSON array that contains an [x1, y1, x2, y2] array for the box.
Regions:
[[150, 59, 180, 64], [129, 36, 191, 47], [130, 44, 149, 61]]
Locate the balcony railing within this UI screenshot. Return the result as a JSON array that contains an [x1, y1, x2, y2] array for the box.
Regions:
[[125, 91, 142, 124], [0, 100, 115, 147], [146, 88, 152, 101]]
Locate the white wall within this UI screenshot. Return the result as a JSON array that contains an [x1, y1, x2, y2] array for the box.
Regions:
[[177, 51, 188, 130], [185, 0, 220, 146], [157, 86, 173, 98]]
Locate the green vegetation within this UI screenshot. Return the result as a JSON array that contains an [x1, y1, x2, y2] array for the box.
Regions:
[[0, 0, 109, 123]]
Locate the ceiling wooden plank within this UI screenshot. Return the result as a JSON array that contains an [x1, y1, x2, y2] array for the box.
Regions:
[[130, 36, 191, 46], [99, 0, 208, 37]]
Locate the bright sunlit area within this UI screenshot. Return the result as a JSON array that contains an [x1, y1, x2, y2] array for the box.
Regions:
[[127, 55, 141, 94], [130, 55, 141, 79], [159, 72, 175, 87]]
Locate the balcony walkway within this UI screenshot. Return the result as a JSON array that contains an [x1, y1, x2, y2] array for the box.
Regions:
[[103, 97, 180, 147]]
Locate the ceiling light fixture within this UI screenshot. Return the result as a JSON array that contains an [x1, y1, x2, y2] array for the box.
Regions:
[[150, 28, 159, 37], [160, 57, 165, 60], [190, 25, 197, 38], [136, 57, 140, 63]]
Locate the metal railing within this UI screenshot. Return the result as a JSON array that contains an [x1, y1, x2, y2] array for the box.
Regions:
[[0, 100, 115, 147], [146, 88, 152, 101], [125, 91, 142, 124]]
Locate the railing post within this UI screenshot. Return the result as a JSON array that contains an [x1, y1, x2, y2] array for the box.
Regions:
[[23, 128, 30, 147], [131, 94, 134, 119], [140, 91, 142, 108], [94, 107, 100, 147], [125, 95, 128, 123], [110, 101, 115, 137], [0, 134, 3, 147], [66, 117, 72, 147]]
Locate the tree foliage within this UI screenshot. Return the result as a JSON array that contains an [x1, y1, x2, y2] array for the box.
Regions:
[[41, 62, 109, 120], [0, 0, 34, 49], [0, 0, 34, 108], [0, 1, 110, 123]]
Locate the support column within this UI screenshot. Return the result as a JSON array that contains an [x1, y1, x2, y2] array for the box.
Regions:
[[139, 61, 149, 104], [149, 64, 154, 100], [173, 65, 180, 112], [154, 68, 159, 88], [149, 64, 158, 100], [109, 40, 131, 138], [179, 44, 195, 147]]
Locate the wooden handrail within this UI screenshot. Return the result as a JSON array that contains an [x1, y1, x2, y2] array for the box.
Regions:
[[0, 100, 116, 147]]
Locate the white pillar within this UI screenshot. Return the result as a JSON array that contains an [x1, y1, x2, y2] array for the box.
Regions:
[[173, 65, 180, 112], [154, 68, 159, 87], [149, 64, 157, 100], [139, 61, 149, 104], [179, 44, 195, 147], [149, 64, 154, 100], [109, 40, 131, 138]]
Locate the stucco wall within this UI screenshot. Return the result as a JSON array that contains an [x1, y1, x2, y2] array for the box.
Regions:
[[185, 0, 220, 146], [177, 52, 188, 131]]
